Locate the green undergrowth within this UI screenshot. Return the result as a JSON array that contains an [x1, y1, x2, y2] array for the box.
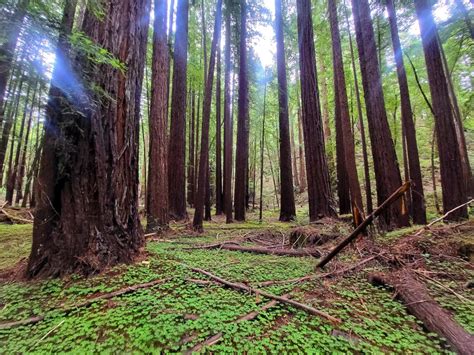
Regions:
[[0, 219, 472, 353], [0, 223, 32, 269]]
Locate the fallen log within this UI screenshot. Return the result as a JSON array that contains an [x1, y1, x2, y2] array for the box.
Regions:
[[187, 265, 340, 324], [185, 294, 289, 354], [186, 243, 321, 257], [0, 208, 33, 224], [317, 181, 411, 268], [369, 270, 474, 355]]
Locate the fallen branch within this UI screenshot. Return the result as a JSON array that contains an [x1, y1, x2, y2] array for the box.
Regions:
[[185, 294, 289, 354], [186, 243, 321, 257], [187, 266, 340, 324], [317, 182, 411, 268], [414, 199, 474, 237], [255, 254, 381, 287], [369, 270, 474, 355], [0, 316, 44, 330], [0, 208, 33, 224]]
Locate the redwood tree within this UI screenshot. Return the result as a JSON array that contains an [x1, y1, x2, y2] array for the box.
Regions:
[[223, 5, 233, 223], [296, 0, 336, 221], [275, 0, 296, 221], [234, 0, 249, 221], [147, 0, 169, 232], [27, 0, 150, 277], [328, 0, 363, 222], [193, 0, 223, 231], [386, 0, 426, 225], [215, 40, 223, 215], [351, 0, 409, 228], [414, 0, 467, 220], [168, 0, 189, 220]]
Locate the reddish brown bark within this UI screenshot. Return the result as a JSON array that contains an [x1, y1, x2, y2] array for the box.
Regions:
[[27, 0, 150, 277], [386, 0, 426, 225], [414, 0, 467, 220], [234, 0, 249, 221], [168, 0, 189, 220], [147, 0, 169, 232], [223, 8, 233, 223], [297, 108, 306, 193], [351, 0, 409, 228], [296, 0, 336, 221], [328, 0, 363, 221], [275, 0, 296, 221], [193, 0, 222, 231]]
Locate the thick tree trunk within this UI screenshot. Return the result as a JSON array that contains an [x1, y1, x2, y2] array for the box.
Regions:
[[328, 0, 363, 222], [296, 0, 336, 221], [27, 0, 150, 278], [193, 0, 222, 231], [351, 0, 409, 229], [344, 5, 373, 214], [386, 0, 426, 225], [334, 83, 351, 215], [215, 43, 223, 215], [168, 0, 189, 220], [275, 0, 296, 221], [234, 0, 249, 221], [147, 0, 169, 232], [0, 0, 28, 128], [223, 8, 233, 223], [290, 117, 299, 190], [414, 0, 467, 220]]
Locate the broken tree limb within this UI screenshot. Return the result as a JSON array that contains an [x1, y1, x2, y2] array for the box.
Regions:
[[0, 208, 33, 224], [414, 199, 474, 237], [0, 316, 44, 330], [187, 266, 340, 324], [185, 294, 289, 354], [185, 243, 321, 257], [369, 270, 474, 355], [317, 182, 411, 268]]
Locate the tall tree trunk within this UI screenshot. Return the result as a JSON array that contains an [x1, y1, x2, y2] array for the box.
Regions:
[[328, 0, 363, 223], [296, 0, 336, 221], [344, 1, 373, 214], [351, 0, 408, 229], [297, 107, 307, 193], [234, 0, 249, 221], [215, 42, 223, 215], [334, 83, 351, 215], [168, 0, 189, 220], [193, 0, 222, 231], [259, 82, 267, 221], [414, 0, 467, 220], [15, 79, 39, 204], [290, 116, 299, 190], [275, 0, 296, 221], [431, 127, 441, 214], [223, 6, 233, 223], [386, 0, 426, 225], [6, 79, 32, 205], [0, 0, 28, 128], [187, 90, 195, 206], [147, 0, 169, 232], [27, 0, 150, 278], [194, 93, 201, 205]]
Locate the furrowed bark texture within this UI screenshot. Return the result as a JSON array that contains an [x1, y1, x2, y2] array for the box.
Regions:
[[351, 0, 408, 229], [414, 0, 467, 220], [147, 0, 169, 232], [296, 0, 336, 221], [275, 0, 296, 221], [168, 0, 189, 220], [27, 0, 150, 277]]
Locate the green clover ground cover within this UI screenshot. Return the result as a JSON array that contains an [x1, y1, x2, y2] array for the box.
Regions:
[[0, 222, 471, 353]]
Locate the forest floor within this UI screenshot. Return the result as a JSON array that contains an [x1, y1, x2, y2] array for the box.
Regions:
[[0, 210, 473, 353]]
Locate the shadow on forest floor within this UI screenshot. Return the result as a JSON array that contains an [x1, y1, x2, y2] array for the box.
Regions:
[[0, 211, 473, 353]]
